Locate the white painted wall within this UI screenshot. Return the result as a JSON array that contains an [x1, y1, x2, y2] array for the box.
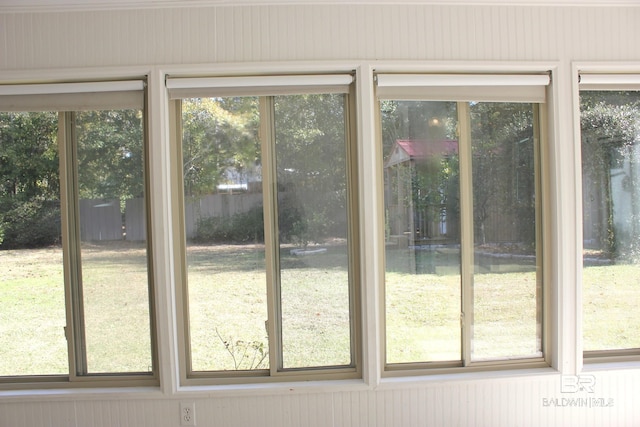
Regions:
[[1, 2, 639, 426]]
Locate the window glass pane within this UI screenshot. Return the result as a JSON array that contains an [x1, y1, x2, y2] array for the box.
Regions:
[[581, 90, 640, 352], [469, 102, 542, 361], [382, 101, 462, 364], [75, 109, 153, 373], [0, 111, 67, 376], [182, 97, 268, 372], [274, 94, 352, 369]]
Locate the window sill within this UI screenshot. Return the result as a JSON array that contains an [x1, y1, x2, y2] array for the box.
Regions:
[[582, 359, 640, 373], [378, 366, 559, 390], [0, 386, 164, 402], [176, 378, 369, 397]]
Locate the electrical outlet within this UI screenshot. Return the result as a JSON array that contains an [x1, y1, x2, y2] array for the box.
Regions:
[[180, 402, 196, 426]]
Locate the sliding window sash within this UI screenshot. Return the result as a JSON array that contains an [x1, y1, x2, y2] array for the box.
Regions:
[[59, 82, 154, 383], [579, 72, 640, 362], [0, 79, 155, 386], [377, 72, 550, 373], [170, 74, 359, 383]]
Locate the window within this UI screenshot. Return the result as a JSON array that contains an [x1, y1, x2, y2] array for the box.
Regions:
[[0, 81, 156, 385], [580, 73, 640, 359], [377, 74, 549, 371], [168, 75, 359, 382]]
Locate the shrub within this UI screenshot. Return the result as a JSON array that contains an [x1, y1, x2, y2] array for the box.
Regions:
[[0, 199, 61, 249], [194, 205, 264, 243]]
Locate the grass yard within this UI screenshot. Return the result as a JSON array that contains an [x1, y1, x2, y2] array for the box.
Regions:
[[0, 242, 152, 376], [79, 242, 152, 373], [583, 263, 640, 351], [385, 248, 540, 364], [0, 246, 67, 376], [1, 244, 638, 376], [186, 244, 351, 371]]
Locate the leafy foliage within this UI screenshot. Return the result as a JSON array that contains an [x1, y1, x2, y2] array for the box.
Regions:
[[469, 102, 536, 247], [0, 112, 60, 249], [381, 100, 537, 249], [274, 94, 348, 246], [194, 205, 264, 243], [0, 109, 145, 249], [192, 195, 312, 245], [1, 199, 60, 249], [75, 110, 144, 200], [182, 98, 260, 197], [580, 91, 640, 259]]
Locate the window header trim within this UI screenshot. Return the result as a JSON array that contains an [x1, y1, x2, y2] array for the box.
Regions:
[[0, 80, 145, 112], [166, 74, 353, 99], [0, 80, 144, 96], [376, 73, 550, 88], [375, 73, 550, 103], [579, 73, 640, 91]]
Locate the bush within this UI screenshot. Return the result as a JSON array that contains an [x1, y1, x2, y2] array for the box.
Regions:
[[194, 205, 264, 243], [192, 197, 338, 246], [0, 199, 61, 249]]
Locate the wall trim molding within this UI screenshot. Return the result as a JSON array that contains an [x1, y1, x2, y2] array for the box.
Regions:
[[2, 0, 639, 14]]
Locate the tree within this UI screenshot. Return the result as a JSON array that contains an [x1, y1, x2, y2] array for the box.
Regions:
[[0, 109, 146, 248], [580, 91, 640, 259], [0, 111, 60, 248], [273, 93, 349, 244], [380, 100, 536, 249], [469, 102, 535, 248], [75, 110, 145, 200], [182, 97, 260, 197]]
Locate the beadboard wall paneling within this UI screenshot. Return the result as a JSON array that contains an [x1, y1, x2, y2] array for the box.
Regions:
[[1, 3, 640, 427], [1, 5, 640, 71], [2, 370, 638, 426]]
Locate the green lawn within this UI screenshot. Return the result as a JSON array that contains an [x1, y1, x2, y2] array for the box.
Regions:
[[1, 244, 638, 376], [0, 242, 152, 376], [386, 267, 540, 363], [583, 263, 640, 351], [186, 244, 351, 371]]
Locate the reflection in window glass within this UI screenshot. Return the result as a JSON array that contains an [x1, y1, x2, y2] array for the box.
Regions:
[[0, 112, 67, 376], [469, 102, 541, 361], [581, 90, 640, 353], [381, 100, 542, 365], [382, 101, 462, 363], [75, 110, 153, 373], [274, 94, 352, 369]]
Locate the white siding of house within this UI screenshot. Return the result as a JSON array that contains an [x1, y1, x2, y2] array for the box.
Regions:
[[1, 2, 639, 426]]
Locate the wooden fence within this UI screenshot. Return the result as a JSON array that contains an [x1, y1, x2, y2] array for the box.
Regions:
[[78, 193, 263, 242]]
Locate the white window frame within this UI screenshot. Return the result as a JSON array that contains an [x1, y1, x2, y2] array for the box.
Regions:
[[375, 72, 553, 375], [0, 79, 158, 388], [167, 74, 362, 385], [578, 71, 640, 363]]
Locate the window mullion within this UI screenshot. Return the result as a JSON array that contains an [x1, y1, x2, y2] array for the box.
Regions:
[[344, 88, 361, 370], [457, 101, 474, 367], [259, 96, 282, 375], [172, 99, 194, 379], [533, 103, 545, 359], [59, 111, 88, 378]]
